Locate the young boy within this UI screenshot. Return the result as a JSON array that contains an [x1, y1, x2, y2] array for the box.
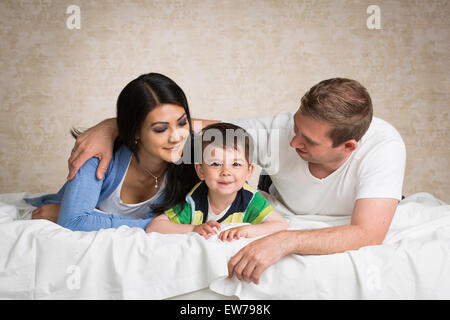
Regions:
[[146, 123, 289, 241]]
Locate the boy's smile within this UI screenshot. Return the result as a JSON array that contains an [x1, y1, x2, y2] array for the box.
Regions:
[[195, 146, 255, 196]]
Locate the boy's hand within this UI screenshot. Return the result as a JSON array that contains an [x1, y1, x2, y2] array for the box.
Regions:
[[193, 221, 221, 239], [219, 225, 255, 241]]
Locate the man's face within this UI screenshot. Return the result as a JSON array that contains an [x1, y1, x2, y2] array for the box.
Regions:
[[290, 110, 347, 165]]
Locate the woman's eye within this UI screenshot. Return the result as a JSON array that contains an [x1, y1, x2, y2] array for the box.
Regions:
[[178, 120, 187, 127], [153, 127, 167, 133]]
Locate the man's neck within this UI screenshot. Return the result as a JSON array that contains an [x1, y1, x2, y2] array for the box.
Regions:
[[308, 154, 351, 179]]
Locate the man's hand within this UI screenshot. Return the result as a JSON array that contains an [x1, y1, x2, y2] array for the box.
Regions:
[[68, 118, 118, 180], [226, 198, 399, 285], [193, 221, 221, 239], [227, 230, 292, 284]]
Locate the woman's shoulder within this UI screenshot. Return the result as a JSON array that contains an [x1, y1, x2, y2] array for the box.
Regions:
[[114, 144, 132, 162], [107, 145, 132, 175]]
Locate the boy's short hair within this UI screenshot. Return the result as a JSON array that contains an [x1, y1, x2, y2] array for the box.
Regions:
[[199, 122, 253, 163]]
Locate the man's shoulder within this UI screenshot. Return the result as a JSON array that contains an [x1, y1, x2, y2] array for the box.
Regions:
[[357, 117, 405, 151], [353, 117, 406, 164], [367, 117, 403, 140]]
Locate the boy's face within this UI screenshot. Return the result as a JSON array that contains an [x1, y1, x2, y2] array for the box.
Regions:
[[195, 145, 255, 196]]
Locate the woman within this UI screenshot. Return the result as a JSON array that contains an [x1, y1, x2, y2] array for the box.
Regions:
[[26, 73, 199, 231]]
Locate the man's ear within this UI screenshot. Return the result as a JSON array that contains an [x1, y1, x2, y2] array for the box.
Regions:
[[194, 163, 205, 180], [343, 139, 358, 154]]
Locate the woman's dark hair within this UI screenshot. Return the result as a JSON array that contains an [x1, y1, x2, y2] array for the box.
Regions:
[[72, 72, 199, 214]]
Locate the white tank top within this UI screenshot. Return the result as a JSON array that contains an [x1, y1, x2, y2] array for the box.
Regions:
[[97, 158, 166, 219]]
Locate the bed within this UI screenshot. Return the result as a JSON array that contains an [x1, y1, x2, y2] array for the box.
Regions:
[[0, 191, 449, 299]]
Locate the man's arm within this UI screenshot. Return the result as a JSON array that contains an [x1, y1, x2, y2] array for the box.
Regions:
[[68, 118, 118, 180], [227, 198, 398, 284], [288, 198, 398, 254], [67, 117, 219, 180]]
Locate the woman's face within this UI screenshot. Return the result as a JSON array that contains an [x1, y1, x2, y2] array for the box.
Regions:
[[136, 104, 190, 163]]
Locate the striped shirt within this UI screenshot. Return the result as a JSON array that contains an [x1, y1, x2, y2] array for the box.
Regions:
[[165, 181, 273, 225]]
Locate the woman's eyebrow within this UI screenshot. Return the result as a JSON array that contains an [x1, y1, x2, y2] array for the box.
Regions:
[[151, 113, 186, 126]]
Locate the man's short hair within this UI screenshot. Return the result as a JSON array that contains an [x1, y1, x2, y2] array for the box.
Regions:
[[300, 78, 373, 147]]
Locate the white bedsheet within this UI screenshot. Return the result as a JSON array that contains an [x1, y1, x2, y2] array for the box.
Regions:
[[0, 192, 449, 299]]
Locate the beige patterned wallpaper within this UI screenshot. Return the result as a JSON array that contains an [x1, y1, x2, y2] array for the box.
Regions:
[[0, 0, 449, 203]]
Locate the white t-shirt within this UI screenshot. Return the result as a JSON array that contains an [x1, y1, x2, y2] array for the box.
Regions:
[[230, 112, 406, 216]]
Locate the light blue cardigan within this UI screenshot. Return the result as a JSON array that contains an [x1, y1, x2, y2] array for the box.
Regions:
[[25, 146, 163, 231]]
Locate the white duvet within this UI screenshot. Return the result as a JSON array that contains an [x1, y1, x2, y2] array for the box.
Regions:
[[0, 192, 449, 299]]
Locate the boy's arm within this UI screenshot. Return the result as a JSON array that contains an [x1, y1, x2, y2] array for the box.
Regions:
[[146, 213, 195, 234], [147, 214, 222, 239], [219, 211, 289, 241]]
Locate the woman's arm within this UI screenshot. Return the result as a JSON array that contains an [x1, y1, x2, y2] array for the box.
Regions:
[[219, 210, 289, 241], [59, 157, 152, 231], [67, 118, 220, 180]]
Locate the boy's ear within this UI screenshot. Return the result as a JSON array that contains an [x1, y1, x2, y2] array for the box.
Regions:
[[246, 163, 255, 181], [194, 163, 205, 180]]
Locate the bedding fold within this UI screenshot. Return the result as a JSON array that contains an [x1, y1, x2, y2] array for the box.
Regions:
[[0, 192, 449, 299]]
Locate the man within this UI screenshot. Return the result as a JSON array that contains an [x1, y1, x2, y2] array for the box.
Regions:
[[67, 78, 406, 284]]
